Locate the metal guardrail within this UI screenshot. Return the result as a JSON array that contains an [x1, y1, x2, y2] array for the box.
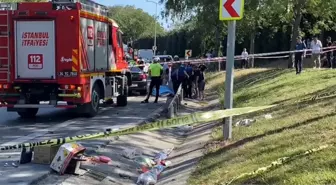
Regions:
[[166, 84, 183, 118]]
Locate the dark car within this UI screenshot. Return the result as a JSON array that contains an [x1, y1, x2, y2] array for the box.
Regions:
[[153, 55, 173, 63], [129, 66, 150, 95]]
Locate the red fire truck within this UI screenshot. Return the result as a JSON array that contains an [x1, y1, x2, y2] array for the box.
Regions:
[[0, 0, 132, 118]]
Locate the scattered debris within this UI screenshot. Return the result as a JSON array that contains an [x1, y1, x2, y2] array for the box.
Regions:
[[99, 156, 111, 163], [11, 162, 18, 168], [235, 119, 256, 127], [204, 140, 228, 153], [134, 156, 156, 173], [264, 114, 273, 119], [136, 149, 174, 184], [50, 143, 86, 175], [119, 173, 131, 179], [136, 164, 166, 185], [179, 125, 193, 132], [122, 148, 142, 159]]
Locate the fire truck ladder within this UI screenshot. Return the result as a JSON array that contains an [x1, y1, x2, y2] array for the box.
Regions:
[[0, 10, 10, 82]]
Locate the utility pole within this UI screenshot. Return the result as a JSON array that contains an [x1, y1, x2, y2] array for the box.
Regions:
[[220, 0, 244, 140], [146, 0, 158, 56], [223, 21, 236, 140]]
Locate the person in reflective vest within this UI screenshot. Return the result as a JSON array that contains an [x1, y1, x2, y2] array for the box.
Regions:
[[141, 57, 163, 103]]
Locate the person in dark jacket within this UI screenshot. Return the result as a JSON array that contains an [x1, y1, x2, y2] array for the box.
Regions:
[[193, 65, 201, 99], [294, 36, 306, 74], [177, 64, 189, 97], [185, 63, 193, 98], [171, 56, 180, 93], [196, 63, 207, 100], [171, 64, 179, 94], [326, 37, 333, 68]]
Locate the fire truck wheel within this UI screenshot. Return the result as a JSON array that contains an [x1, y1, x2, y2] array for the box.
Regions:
[[86, 85, 100, 117], [17, 108, 39, 119], [117, 95, 127, 107], [119, 76, 129, 96], [117, 76, 128, 107]]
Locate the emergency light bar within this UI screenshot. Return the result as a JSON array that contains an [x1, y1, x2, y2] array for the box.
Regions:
[[0, 3, 17, 10], [52, 0, 108, 17]]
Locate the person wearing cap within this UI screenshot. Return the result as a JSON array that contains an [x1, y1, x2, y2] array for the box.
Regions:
[[162, 59, 169, 85], [311, 35, 323, 69], [294, 36, 306, 74], [141, 57, 163, 103], [171, 56, 180, 93], [173, 55, 179, 62]]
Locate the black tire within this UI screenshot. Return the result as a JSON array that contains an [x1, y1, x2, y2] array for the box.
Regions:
[[123, 76, 129, 96], [85, 84, 101, 117], [17, 108, 39, 119], [117, 95, 127, 106], [117, 76, 128, 107], [124, 84, 129, 96]]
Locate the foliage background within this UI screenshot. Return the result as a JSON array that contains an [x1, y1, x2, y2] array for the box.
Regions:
[[5, 0, 336, 61]]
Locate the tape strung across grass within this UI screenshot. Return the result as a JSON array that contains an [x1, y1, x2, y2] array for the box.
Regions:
[[222, 144, 330, 185], [0, 105, 275, 151]]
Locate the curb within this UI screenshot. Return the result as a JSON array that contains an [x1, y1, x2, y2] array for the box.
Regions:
[[28, 170, 53, 185], [29, 104, 166, 185]]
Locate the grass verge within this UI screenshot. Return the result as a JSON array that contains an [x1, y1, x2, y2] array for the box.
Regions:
[[189, 68, 336, 185]]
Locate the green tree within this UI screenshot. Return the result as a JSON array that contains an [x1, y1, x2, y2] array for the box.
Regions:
[[108, 5, 165, 43], [162, 0, 336, 66]]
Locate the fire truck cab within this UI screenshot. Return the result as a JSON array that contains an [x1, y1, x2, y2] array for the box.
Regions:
[[0, 0, 132, 118]]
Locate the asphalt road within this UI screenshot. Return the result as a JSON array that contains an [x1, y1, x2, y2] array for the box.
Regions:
[[0, 95, 165, 146], [0, 95, 167, 185]]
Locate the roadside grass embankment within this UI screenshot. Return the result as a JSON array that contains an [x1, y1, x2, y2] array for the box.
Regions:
[[190, 68, 336, 185]]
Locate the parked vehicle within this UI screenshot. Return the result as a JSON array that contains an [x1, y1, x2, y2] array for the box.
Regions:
[[153, 55, 173, 63], [0, 0, 132, 118], [138, 49, 154, 61], [129, 67, 150, 95]]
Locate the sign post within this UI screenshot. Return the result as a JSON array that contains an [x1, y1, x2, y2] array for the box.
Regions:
[[219, 0, 244, 140], [185, 49, 192, 59]]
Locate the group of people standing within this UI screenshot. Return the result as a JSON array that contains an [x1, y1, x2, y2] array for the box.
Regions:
[[294, 36, 336, 74], [170, 56, 207, 100], [141, 56, 208, 104]]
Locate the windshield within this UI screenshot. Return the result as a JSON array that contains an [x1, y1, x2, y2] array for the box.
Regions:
[[160, 57, 172, 62], [130, 67, 142, 72], [138, 50, 154, 60], [154, 56, 172, 62]]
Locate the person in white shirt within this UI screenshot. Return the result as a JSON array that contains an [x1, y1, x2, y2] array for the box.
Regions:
[[241, 48, 249, 69], [311, 36, 323, 69], [143, 62, 149, 73], [206, 51, 212, 62], [162, 60, 169, 85]]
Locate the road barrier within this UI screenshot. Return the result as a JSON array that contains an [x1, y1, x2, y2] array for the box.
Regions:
[[166, 84, 183, 118], [0, 105, 275, 151]]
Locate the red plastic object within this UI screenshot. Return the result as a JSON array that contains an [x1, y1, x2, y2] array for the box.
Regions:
[[99, 156, 111, 163]]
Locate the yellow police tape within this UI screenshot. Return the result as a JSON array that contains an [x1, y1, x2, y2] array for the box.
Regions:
[[222, 144, 330, 185], [0, 105, 275, 151]]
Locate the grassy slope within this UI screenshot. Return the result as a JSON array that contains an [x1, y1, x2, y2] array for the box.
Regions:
[[189, 68, 336, 185]]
